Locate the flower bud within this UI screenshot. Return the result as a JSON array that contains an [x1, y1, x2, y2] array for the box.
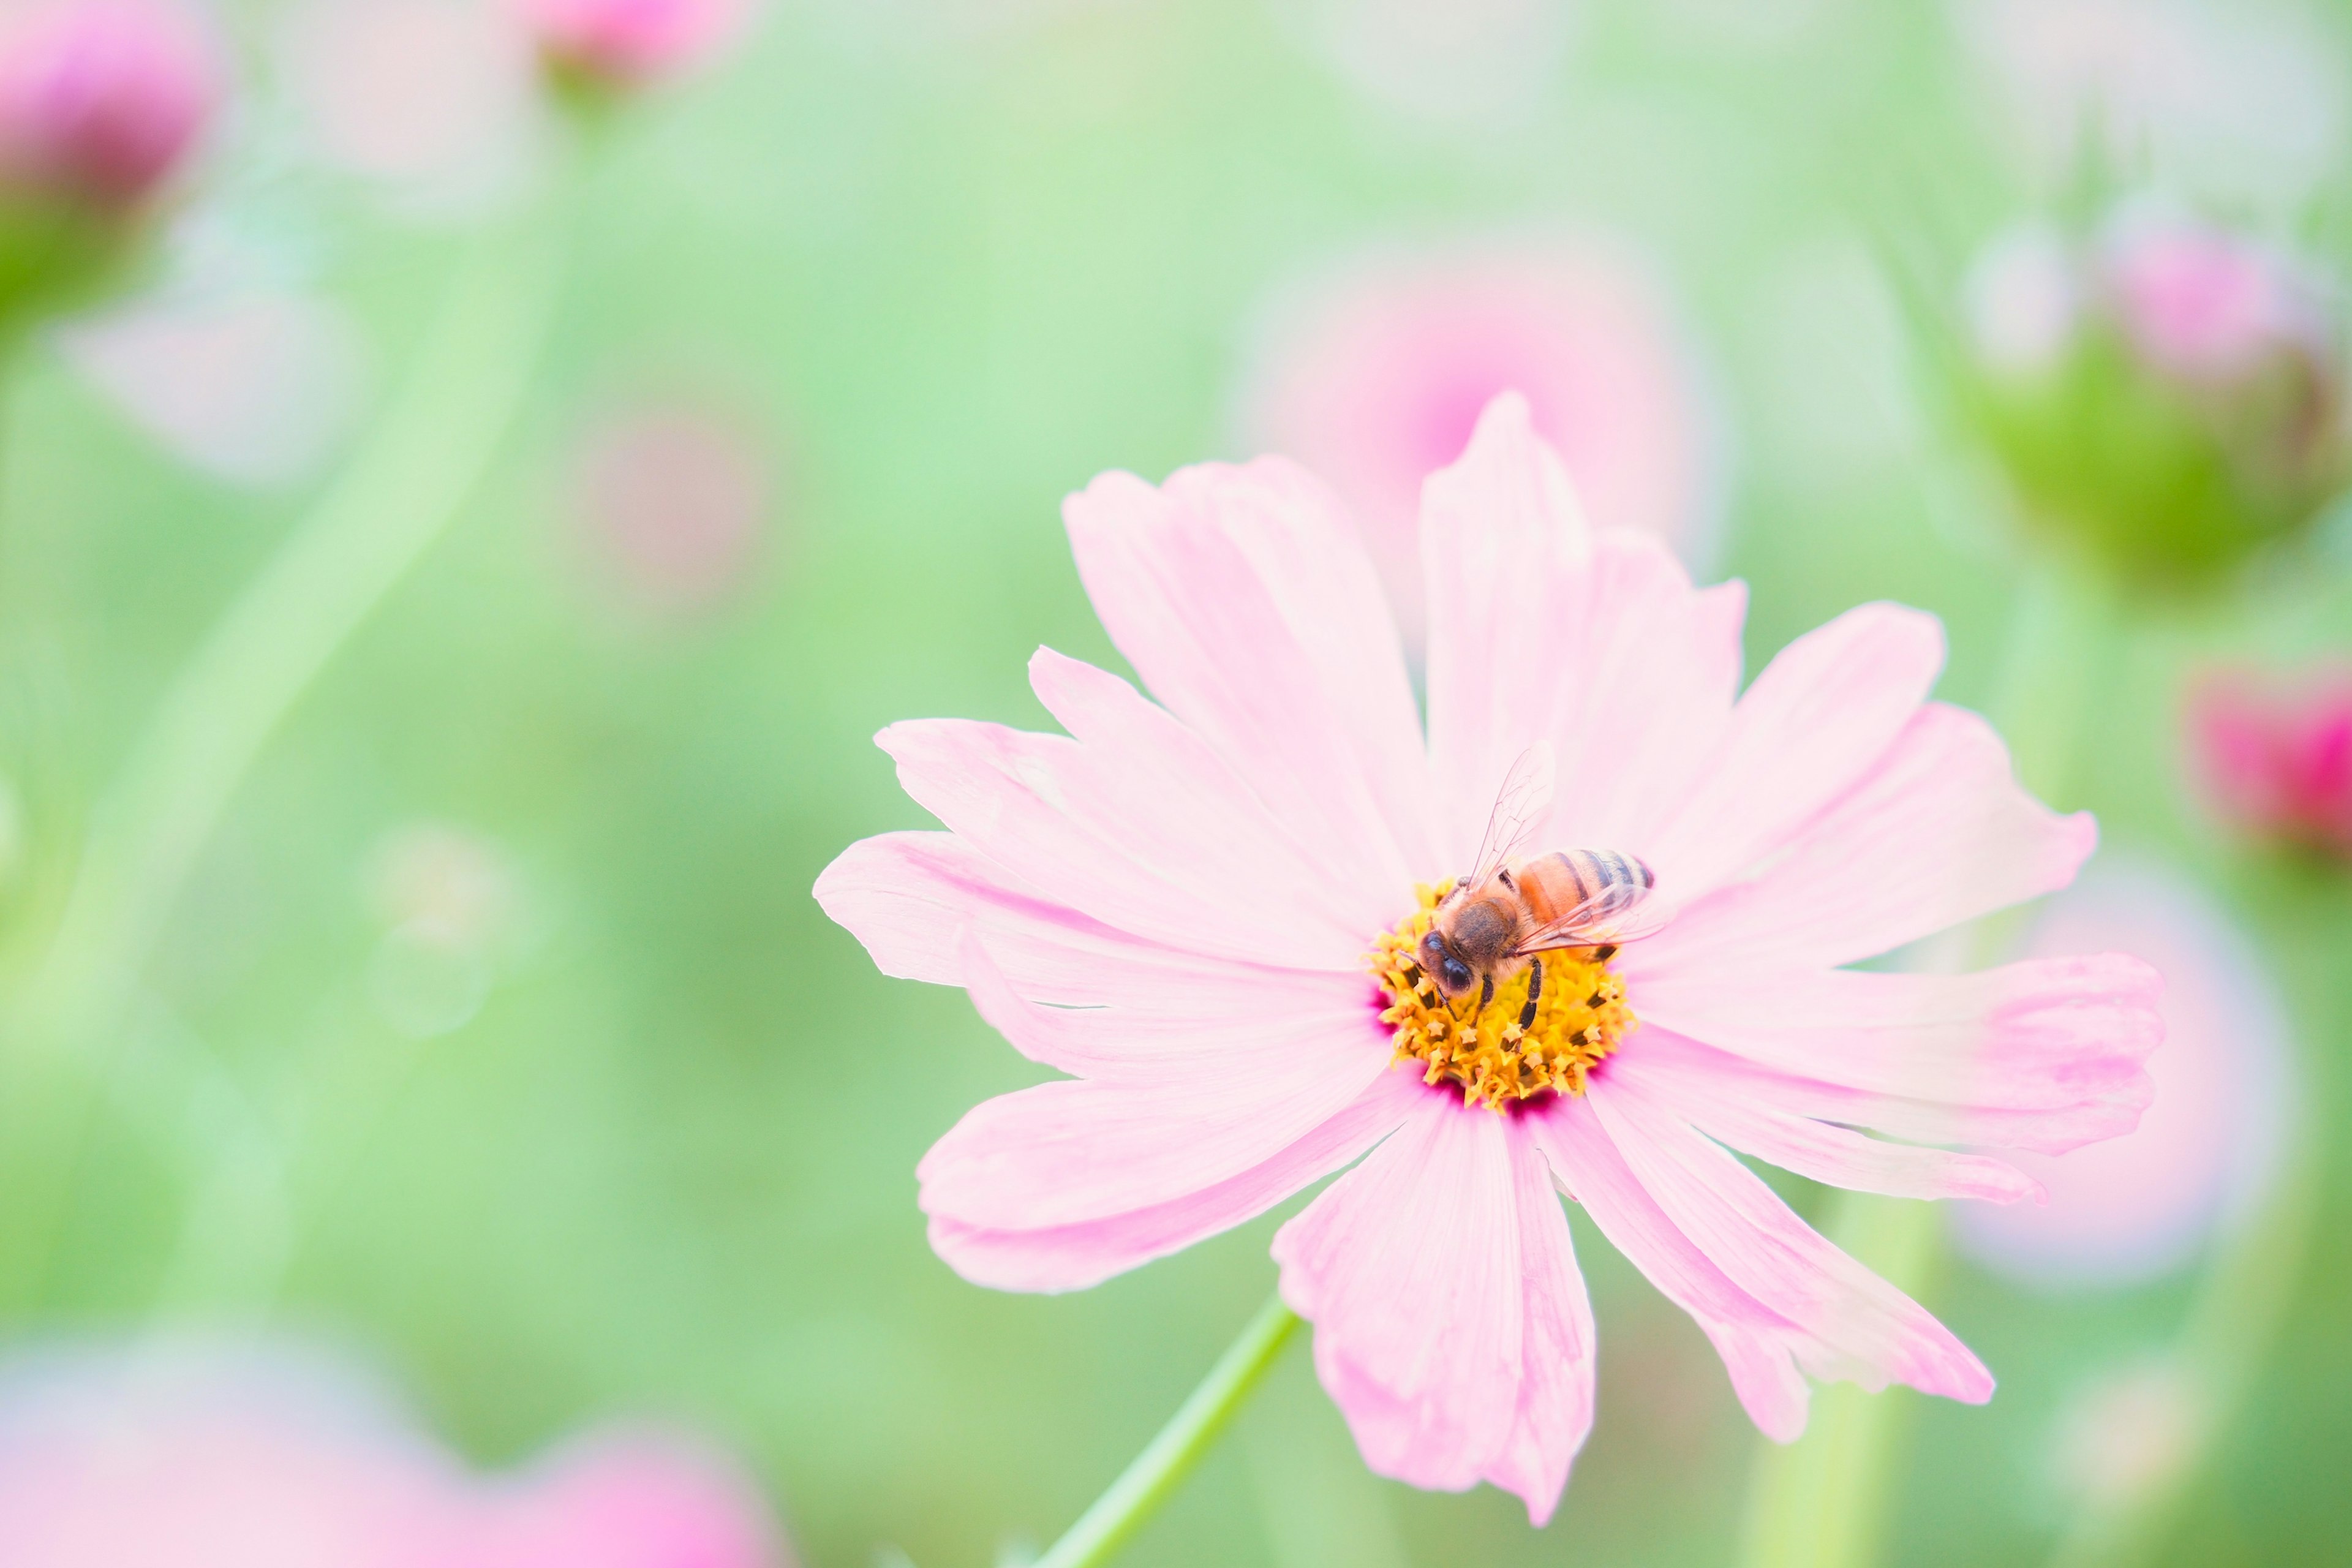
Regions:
[[0, 0, 215, 322], [0, 0, 214, 213], [2188, 664, 2352, 862], [514, 0, 744, 97], [2106, 219, 2324, 382], [1960, 206, 2350, 588]]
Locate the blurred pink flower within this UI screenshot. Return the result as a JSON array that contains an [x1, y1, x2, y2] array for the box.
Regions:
[[516, 0, 747, 89], [0, 0, 216, 212], [0, 1342, 790, 1568], [1954, 858, 2290, 1287], [58, 287, 366, 486], [0, 1347, 462, 1566], [1238, 241, 1719, 649], [279, 0, 540, 205], [2103, 214, 2329, 381], [817, 394, 2160, 1521], [2188, 665, 2352, 859], [466, 1431, 784, 1568], [570, 397, 773, 618]]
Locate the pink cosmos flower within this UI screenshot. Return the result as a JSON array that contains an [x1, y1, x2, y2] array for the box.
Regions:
[[815, 393, 2163, 1521], [1953, 856, 2289, 1287], [0, 1341, 791, 1567], [2189, 664, 2352, 859], [0, 0, 216, 213], [514, 0, 746, 90], [1237, 241, 1717, 652]]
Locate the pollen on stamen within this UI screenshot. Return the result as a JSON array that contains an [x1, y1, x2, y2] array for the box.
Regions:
[[1368, 883, 1636, 1114]]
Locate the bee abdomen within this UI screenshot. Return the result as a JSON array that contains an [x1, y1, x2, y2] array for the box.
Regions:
[[1542, 848, 1654, 921]]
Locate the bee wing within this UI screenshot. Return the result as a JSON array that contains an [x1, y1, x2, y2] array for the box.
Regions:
[[1509, 882, 1671, 956], [1468, 743, 1556, 889]]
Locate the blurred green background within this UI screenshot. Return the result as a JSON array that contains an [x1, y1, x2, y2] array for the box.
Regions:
[[4, 1, 2351, 1564]]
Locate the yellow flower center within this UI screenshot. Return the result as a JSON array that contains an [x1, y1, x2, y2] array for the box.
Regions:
[[1370, 883, 1637, 1112]]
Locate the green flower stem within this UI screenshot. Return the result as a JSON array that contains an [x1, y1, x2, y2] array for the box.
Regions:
[[1739, 1197, 1945, 1568], [2045, 1120, 2320, 1568], [0, 183, 575, 1311], [35, 200, 568, 1025], [1738, 561, 2118, 1568], [1033, 1294, 1302, 1568], [2042, 854, 2333, 1568]]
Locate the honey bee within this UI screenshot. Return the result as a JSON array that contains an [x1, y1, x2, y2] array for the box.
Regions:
[[1415, 744, 1662, 1030]]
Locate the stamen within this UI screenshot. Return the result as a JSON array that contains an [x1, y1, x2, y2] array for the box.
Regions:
[[1368, 883, 1637, 1113]]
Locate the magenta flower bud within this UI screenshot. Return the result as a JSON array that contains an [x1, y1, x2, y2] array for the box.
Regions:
[[2188, 665, 2352, 862], [1958, 205, 2352, 586], [0, 0, 216, 213], [2104, 215, 2326, 382], [514, 0, 745, 94]]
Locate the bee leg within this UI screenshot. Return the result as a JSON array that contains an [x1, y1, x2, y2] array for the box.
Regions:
[[1473, 973, 1493, 1033], [1518, 957, 1542, 1032]]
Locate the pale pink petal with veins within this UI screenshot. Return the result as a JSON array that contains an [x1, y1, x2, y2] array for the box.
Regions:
[[1954, 858, 2290, 1287]]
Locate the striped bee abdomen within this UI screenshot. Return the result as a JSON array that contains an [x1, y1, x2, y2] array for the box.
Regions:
[[1528, 848, 1654, 925]]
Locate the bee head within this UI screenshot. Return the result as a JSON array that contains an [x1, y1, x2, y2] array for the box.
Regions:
[[1417, 929, 1476, 997]]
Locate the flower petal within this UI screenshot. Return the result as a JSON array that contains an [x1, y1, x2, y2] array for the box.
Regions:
[[1636, 703, 2095, 973], [1415, 396, 1749, 867], [1642, 603, 1946, 903], [1583, 1075, 1992, 1406], [1272, 1095, 1526, 1495], [1544, 551, 1747, 853], [919, 1022, 1393, 1234], [1480, 1119, 1599, 1525], [1023, 647, 1402, 941], [1420, 392, 1593, 858], [1625, 1028, 2153, 1161], [1063, 458, 1433, 889], [1529, 1095, 1817, 1440], [957, 926, 1379, 1083], [1627, 956, 2162, 1137], [928, 1070, 1422, 1292], [815, 831, 1313, 1007], [1608, 1047, 2045, 1204], [879, 716, 1365, 970]]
